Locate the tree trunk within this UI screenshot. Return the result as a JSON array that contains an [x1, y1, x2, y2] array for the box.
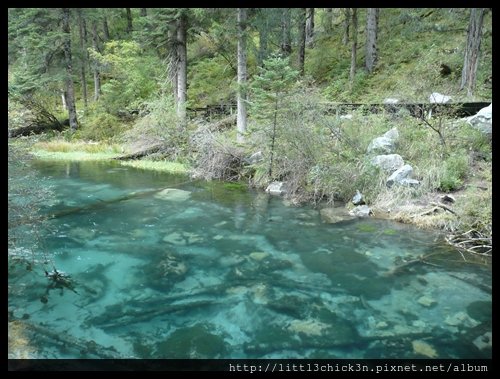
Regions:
[[257, 18, 268, 68], [91, 21, 101, 101], [343, 8, 351, 45], [324, 8, 333, 34], [77, 9, 88, 108], [167, 19, 178, 101], [176, 12, 187, 124], [61, 8, 78, 131], [305, 8, 315, 47], [280, 8, 291, 56], [236, 8, 248, 143], [365, 8, 379, 73], [61, 90, 67, 110], [126, 8, 133, 34], [102, 15, 110, 40], [460, 8, 485, 97], [140, 8, 147, 17], [298, 8, 306, 76], [349, 8, 358, 90]]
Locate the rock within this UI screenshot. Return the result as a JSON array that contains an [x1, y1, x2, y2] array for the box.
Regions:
[[287, 319, 330, 337], [340, 114, 353, 120], [155, 188, 191, 201], [375, 321, 389, 329], [417, 295, 437, 307], [412, 340, 438, 358], [367, 137, 396, 155], [386, 164, 414, 188], [352, 190, 365, 205], [266, 181, 286, 196], [399, 178, 420, 188], [445, 311, 480, 327], [246, 151, 263, 165], [370, 154, 404, 172], [429, 92, 451, 104], [319, 207, 353, 224], [349, 205, 373, 217], [249, 252, 269, 261], [383, 98, 399, 104], [473, 332, 492, 351], [440, 194, 456, 204], [383, 127, 399, 142], [467, 103, 492, 136]]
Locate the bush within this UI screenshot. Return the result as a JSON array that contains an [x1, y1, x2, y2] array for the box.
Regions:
[[77, 111, 124, 141], [439, 151, 469, 192]]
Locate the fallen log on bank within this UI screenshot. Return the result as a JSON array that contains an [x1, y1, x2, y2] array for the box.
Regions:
[[9, 119, 70, 138], [113, 143, 165, 160]]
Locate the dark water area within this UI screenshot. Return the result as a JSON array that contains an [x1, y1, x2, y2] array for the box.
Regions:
[[8, 160, 492, 359]]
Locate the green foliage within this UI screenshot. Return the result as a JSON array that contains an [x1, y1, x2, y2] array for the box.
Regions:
[[77, 110, 125, 141], [90, 40, 160, 114], [439, 152, 469, 192]]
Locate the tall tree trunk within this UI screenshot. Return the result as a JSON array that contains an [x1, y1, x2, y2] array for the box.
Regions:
[[324, 8, 333, 34], [460, 8, 485, 97], [257, 18, 268, 68], [102, 15, 110, 40], [176, 12, 187, 124], [280, 8, 291, 56], [168, 19, 178, 101], [298, 8, 306, 76], [342, 8, 351, 45], [365, 8, 379, 73], [140, 8, 147, 17], [349, 8, 358, 90], [61, 8, 78, 131], [77, 9, 88, 108], [237, 8, 247, 143], [306, 8, 315, 47], [126, 8, 133, 34], [91, 21, 101, 101]]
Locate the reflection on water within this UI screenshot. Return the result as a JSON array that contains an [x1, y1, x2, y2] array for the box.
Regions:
[[8, 160, 492, 359]]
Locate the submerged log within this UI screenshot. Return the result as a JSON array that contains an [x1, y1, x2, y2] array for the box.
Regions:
[[9, 119, 69, 138]]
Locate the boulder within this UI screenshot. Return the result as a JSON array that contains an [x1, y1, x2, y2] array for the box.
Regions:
[[352, 190, 365, 205], [349, 205, 373, 217], [367, 137, 396, 155], [467, 103, 492, 136], [319, 207, 353, 224], [399, 178, 420, 188], [246, 151, 264, 165], [155, 188, 191, 201], [383, 127, 399, 142], [383, 98, 399, 104], [370, 154, 404, 172], [386, 164, 414, 188], [429, 92, 451, 104], [266, 181, 286, 196], [340, 114, 353, 120]]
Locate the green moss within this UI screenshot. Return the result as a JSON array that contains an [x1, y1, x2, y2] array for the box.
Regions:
[[223, 182, 248, 191], [118, 160, 190, 174], [357, 224, 378, 233]]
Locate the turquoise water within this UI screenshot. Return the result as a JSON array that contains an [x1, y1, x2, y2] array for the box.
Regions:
[[8, 160, 491, 359]]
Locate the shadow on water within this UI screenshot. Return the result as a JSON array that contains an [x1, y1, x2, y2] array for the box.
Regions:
[[8, 160, 492, 359]]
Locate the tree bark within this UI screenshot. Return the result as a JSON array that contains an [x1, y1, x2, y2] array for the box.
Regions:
[[236, 8, 248, 143], [349, 8, 358, 90], [324, 8, 333, 34], [280, 8, 291, 56], [77, 9, 88, 108], [365, 8, 379, 73], [91, 21, 101, 101], [176, 12, 188, 124], [167, 19, 178, 101], [305, 8, 315, 47], [102, 15, 110, 40], [460, 8, 485, 97], [126, 8, 133, 34], [61, 8, 78, 131], [298, 8, 306, 76], [257, 16, 268, 68], [140, 8, 147, 17], [342, 8, 351, 45]]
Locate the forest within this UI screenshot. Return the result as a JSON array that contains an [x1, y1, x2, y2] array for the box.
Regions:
[[8, 8, 491, 363]]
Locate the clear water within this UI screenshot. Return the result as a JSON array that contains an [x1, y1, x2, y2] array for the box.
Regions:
[[8, 160, 491, 359]]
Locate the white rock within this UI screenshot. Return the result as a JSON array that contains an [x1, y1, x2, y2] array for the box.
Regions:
[[370, 154, 404, 173], [386, 164, 414, 188], [383, 98, 399, 104], [265, 181, 286, 196], [349, 205, 373, 217], [340, 114, 353, 120], [429, 92, 451, 104], [467, 103, 492, 136]]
